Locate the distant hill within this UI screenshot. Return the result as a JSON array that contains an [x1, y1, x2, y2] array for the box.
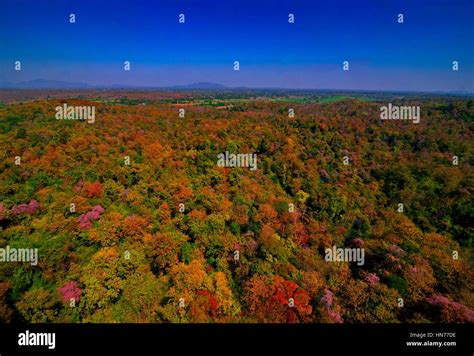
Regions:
[[172, 82, 228, 90], [0, 80, 228, 90]]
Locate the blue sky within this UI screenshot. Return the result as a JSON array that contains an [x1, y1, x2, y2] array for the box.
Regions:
[[0, 0, 472, 91]]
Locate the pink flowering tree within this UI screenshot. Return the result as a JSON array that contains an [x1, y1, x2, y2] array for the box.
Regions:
[[426, 295, 474, 323], [365, 273, 380, 286], [320, 288, 334, 308], [58, 281, 82, 304], [11, 200, 40, 216], [77, 205, 104, 229], [320, 288, 343, 323]]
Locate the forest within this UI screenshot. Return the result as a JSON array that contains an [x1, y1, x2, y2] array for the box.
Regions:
[[0, 92, 473, 323]]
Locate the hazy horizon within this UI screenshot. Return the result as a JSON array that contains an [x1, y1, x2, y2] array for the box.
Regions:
[[1, 79, 474, 95]]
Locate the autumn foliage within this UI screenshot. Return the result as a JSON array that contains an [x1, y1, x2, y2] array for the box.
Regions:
[[0, 94, 473, 323]]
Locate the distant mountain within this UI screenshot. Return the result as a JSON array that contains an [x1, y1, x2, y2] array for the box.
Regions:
[[172, 82, 228, 90], [0, 79, 94, 89], [0, 80, 229, 90]]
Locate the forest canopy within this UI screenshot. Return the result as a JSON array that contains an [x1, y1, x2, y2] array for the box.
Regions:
[[0, 94, 473, 323]]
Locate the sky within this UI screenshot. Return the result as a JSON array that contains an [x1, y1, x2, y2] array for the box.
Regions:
[[0, 0, 473, 91]]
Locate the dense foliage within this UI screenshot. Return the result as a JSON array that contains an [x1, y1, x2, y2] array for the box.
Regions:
[[0, 95, 473, 323]]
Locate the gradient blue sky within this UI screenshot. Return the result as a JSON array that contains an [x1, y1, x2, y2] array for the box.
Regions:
[[0, 0, 473, 91]]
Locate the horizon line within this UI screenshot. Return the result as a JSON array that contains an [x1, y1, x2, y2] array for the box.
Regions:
[[0, 80, 473, 96]]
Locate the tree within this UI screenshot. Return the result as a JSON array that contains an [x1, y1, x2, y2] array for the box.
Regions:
[[81, 247, 124, 312], [16, 288, 60, 323], [144, 230, 188, 270], [58, 281, 82, 305], [0, 282, 13, 322], [88, 211, 123, 245], [160, 259, 239, 322], [425, 295, 474, 323], [245, 275, 312, 323], [84, 182, 103, 198]]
